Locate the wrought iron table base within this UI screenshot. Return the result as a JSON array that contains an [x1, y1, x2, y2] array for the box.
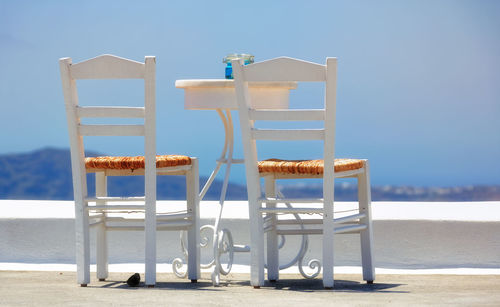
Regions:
[[172, 110, 319, 284]]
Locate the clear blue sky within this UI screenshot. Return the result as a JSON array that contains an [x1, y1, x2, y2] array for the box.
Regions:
[[1, 0, 499, 187]]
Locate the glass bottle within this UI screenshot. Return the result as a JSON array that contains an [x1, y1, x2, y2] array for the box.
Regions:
[[223, 54, 254, 79]]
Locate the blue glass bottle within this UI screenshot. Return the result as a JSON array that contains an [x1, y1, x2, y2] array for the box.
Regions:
[[225, 62, 233, 79], [223, 54, 254, 79]]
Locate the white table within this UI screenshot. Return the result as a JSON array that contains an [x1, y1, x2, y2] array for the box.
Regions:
[[175, 79, 297, 284], [176, 79, 296, 109], [176, 79, 296, 201]]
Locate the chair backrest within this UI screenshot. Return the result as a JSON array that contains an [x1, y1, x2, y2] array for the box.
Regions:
[[232, 57, 337, 198], [59, 54, 156, 201]]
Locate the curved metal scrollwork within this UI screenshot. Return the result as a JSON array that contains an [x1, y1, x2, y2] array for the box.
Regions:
[[172, 231, 188, 278], [296, 234, 321, 279], [174, 210, 322, 279], [173, 225, 236, 280], [199, 225, 217, 269], [276, 192, 322, 279], [217, 228, 234, 275], [173, 225, 221, 278]]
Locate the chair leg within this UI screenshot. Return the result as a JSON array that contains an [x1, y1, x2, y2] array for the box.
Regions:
[[95, 172, 108, 281], [75, 197, 90, 286], [322, 169, 335, 289], [96, 215, 108, 281], [322, 201, 334, 289], [250, 214, 265, 287], [186, 159, 200, 282], [144, 162, 157, 286], [264, 176, 279, 282], [145, 214, 156, 286], [248, 183, 265, 287], [358, 161, 375, 283]]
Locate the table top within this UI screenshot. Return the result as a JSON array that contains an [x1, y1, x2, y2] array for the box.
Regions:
[[176, 79, 296, 110], [175, 79, 297, 89]]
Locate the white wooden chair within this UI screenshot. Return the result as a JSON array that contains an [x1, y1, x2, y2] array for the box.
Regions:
[[59, 54, 200, 287], [232, 57, 375, 289]]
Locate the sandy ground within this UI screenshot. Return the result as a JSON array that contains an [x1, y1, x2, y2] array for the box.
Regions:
[[1, 271, 500, 306]]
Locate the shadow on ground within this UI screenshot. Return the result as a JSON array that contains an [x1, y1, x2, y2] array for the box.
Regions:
[[91, 277, 405, 293], [257, 279, 405, 293], [88, 279, 218, 291]]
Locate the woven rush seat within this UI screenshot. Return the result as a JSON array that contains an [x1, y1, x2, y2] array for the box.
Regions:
[[258, 158, 364, 175], [85, 155, 191, 171]]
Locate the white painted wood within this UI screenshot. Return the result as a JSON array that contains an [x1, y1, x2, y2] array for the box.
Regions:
[[232, 56, 374, 288], [156, 221, 193, 228], [273, 213, 367, 225], [60, 55, 200, 287], [70, 54, 145, 79], [276, 229, 324, 235], [106, 222, 193, 231], [95, 172, 108, 280], [258, 198, 324, 204], [186, 158, 200, 281], [322, 57, 337, 289], [143, 56, 157, 287], [59, 57, 90, 286], [175, 79, 297, 89], [157, 213, 192, 221], [334, 224, 367, 234], [78, 124, 145, 136], [333, 213, 366, 224], [275, 224, 367, 236], [242, 57, 326, 82], [251, 129, 324, 140], [249, 109, 325, 121], [334, 169, 365, 178], [76, 106, 145, 118], [156, 165, 192, 173], [85, 196, 146, 202], [233, 59, 265, 287], [87, 205, 146, 211], [103, 213, 192, 222], [358, 161, 375, 282], [89, 219, 104, 227], [259, 207, 325, 214], [104, 215, 191, 223], [265, 177, 279, 282], [276, 219, 325, 225], [181, 86, 291, 110]]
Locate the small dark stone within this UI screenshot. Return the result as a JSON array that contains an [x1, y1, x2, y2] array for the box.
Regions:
[[127, 273, 141, 287]]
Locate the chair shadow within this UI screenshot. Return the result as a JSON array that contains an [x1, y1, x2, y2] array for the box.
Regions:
[[90, 279, 220, 291], [228, 278, 407, 293], [88, 278, 406, 293]]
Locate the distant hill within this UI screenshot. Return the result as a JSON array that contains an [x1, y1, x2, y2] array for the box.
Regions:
[[280, 183, 500, 201], [0, 148, 245, 200], [0, 148, 499, 201]]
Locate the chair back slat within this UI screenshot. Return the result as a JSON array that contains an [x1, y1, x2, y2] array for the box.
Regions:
[[239, 57, 326, 82], [78, 124, 145, 136], [251, 129, 325, 141], [76, 106, 145, 118], [249, 109, 324, 121], [69, 54, 145, 79], [59, 55, 154, 139]]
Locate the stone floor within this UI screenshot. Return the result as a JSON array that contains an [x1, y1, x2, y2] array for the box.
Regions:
[[1, 271, 500, 306]]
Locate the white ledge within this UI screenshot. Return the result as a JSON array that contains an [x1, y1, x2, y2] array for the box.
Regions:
[[1, 200, 499, 221]]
